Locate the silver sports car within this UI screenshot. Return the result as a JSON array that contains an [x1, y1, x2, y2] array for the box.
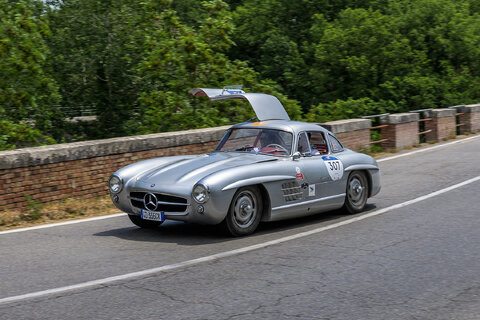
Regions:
[[109, 87, 381, 236]]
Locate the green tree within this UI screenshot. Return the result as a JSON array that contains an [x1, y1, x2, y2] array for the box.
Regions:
[[46, 0, 151, 138], [229, 0, 389, 107], [0, 120, 55, 151], [377, 0, 480, 109], [309, 8, 417, 104], [0, 0, 61, 141], [137, 0, 301, 133], [306, 97, 394, 123]]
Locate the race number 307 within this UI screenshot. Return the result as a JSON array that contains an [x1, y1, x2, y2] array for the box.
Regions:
[[322, 156, 344, 181], [328, 161, 341, 171]]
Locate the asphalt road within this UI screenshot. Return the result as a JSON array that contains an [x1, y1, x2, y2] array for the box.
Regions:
[[1, 135, 479, 319]]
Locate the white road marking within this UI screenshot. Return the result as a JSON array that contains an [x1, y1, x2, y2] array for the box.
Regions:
[[1, 175, 479, 305], [377, 134, 480, 163], [0, 213, 126, 235], [1, 134, 478, 235]]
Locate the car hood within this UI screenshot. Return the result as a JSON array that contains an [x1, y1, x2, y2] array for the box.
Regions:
[[134, 152, 278, 186]]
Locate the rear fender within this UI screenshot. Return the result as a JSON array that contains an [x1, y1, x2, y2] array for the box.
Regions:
[[344, 166, 381, 198]]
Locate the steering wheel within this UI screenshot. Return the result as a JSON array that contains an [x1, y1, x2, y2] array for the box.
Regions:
[[235, 145, 253, 151], [264, 144, 289, 154]]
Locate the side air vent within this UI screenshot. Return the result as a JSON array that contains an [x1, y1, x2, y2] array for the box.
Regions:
[[281, 182, 302, 202]]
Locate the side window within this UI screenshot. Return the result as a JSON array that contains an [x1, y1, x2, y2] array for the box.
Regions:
[[297, 132, 311, 155], [328, 134, 344, 153], [307, 131, 328, 155]]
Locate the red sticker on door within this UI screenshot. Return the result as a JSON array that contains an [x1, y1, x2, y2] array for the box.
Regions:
[[296, 173, 304, 180]]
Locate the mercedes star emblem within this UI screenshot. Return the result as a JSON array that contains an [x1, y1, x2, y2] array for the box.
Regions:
[[144, 192, 158, 211]]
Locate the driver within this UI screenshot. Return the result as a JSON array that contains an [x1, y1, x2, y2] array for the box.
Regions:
[[254, 130, 286, 153], [259, 131, 279, 148]]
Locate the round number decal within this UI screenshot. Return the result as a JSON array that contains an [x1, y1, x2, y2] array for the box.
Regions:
[[322, 156, 344, 181]]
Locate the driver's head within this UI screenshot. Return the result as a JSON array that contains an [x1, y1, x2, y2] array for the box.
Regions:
[[259, 130, 278, 146]]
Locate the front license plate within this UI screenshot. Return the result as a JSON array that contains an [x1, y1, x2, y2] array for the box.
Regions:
[[141, 209, 165, 222]]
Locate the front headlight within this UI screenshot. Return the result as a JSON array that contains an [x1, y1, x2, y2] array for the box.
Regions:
[[109, 175, 123, 194], [192, 184, 209, 203]]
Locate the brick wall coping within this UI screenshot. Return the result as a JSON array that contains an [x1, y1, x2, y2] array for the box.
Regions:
[[460, 104, 480, 113], [320, 118, 371, 134], [380, 113, 419, 125], [424, 108, 456, 118], [0, 125, 230, 170]]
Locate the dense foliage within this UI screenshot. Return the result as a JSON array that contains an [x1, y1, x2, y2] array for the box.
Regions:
[[1, 0, 479, 149]]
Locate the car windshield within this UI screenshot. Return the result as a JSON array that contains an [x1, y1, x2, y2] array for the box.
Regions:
[[215, 128, 293, 156]]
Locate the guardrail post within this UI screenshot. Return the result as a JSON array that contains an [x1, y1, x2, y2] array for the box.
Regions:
[[423, 109, 457, 142], [458, 104, 480, 134], [380, 113, 419, 150]]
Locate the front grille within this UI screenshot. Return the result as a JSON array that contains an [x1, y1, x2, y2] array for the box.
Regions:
[[129, 192, 188, 212], [281, 182, 302, 202]]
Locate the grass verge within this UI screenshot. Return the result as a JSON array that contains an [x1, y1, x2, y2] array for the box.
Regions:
[[0, 196, 119, 231]]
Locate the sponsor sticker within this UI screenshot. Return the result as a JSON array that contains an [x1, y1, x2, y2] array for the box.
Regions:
[[225, 89, 244, 95], [309, 184, 316, 196], [295, 167, 304, 180], [322, 156, 344, 181]]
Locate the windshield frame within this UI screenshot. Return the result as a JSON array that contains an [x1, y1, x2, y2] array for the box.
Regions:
[[215, 127, 294, 157]]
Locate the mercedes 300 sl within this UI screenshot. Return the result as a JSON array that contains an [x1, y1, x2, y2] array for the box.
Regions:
[[109, 87, 381, 236]]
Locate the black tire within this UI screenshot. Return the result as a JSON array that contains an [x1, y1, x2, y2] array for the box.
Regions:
[[344, 171, 369, 214], [223, 186, 263, 237], [128, 214, 163, 228]]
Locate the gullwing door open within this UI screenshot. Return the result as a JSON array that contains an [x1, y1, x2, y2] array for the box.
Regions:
[[189, 86, 290, 121]]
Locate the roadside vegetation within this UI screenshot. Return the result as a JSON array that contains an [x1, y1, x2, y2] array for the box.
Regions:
[[0, 196, 119, 230], [1, 0, 480, 150]]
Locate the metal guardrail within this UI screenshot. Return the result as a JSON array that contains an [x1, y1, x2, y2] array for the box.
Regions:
[[448, 105, 466, 134], [409, 108, 432, 141], [59, 105, 96, 117], [361, 113, 390, 145]]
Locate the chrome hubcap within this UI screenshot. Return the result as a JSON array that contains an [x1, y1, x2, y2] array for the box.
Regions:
[[233, 191, 257, 228], [349, 177, 365, 205]]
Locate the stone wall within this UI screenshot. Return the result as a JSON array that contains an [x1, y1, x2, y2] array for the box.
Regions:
[[0, 127, 228, 210], [459, 104, 480, 134], [1, 108, 479, 211], [424, 109, 457, 142], [320, 119, 371, 151], [380, 113, 420, 150]]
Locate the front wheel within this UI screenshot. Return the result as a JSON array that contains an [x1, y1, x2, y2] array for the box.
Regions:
[[344, 171, 369, 214], [223, 186, 263, 237], [128, 214, 163, 228]]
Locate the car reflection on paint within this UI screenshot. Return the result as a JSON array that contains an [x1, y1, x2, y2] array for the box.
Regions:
[[108, 87, 381, 236]]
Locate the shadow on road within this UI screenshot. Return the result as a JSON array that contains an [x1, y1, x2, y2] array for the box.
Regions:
[[93, 203, 377, 246]]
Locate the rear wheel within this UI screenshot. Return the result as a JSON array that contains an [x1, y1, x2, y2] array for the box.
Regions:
[[344, 171, 368, 214], [128, 214, 163, 228], [223, 186, 263, 236]]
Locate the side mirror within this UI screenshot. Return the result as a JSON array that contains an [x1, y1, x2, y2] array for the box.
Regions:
[[292, 152, 301, 160]]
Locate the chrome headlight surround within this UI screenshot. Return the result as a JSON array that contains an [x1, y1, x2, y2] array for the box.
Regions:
[[108, 175, 123, 194], [192, 184, 209, 204]]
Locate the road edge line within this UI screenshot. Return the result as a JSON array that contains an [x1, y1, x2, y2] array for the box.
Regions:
[[377, 134, 480, 163], [0, 213, 126, 235]]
